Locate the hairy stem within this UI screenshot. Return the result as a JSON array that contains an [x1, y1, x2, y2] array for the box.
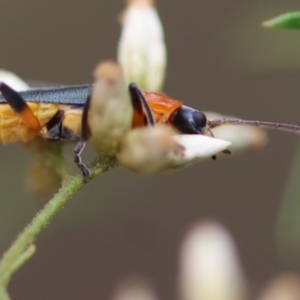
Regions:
[[0, 159, 117, 290], [0, 286, 10, 300]]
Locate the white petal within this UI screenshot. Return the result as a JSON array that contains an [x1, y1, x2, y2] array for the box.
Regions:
[[179, 221, 247, 300], [206, 112, 268, 153], [172, 134, 231, 167], [118, 126, 231, 173], [118, 0, 166, 91]]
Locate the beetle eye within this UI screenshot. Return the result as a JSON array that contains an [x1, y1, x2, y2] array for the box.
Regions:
[[193, 111, 207, 129]]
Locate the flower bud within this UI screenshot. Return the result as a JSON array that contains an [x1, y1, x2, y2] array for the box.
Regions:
[[258, 272, 300, 300], [118, 0, 166, 91], [118, 126, 231, 173], [89, 61, 132, 158], [179, 221, 247, 300], [206, 112, 268, 153], [111, 276, 158, 300]]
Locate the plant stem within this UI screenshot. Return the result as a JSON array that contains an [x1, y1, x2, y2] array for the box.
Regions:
[[0, 159, 117, 289], [0, 287, 10, 300]]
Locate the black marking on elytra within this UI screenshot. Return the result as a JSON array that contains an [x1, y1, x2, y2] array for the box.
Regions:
[[80, 95, 91, 141], [0, 82, 28, 113], [46, 110, 81, 141], [129, 83, 143, 114], [46, 111, 64, 132], [129, 83, 155, 126], [45, 111, 64, 140]]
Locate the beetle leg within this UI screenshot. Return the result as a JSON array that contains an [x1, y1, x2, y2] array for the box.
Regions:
[[74, 95, 91, 181], [206, 121, 231, 158], [74, 139, 91, 180], [43, 110, 64, 140], [0, 82, 41, 132], [222, 149, 231, 154], [129, 83, 155, 127]]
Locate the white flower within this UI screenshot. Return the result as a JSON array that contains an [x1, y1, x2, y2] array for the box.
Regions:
[[206, 112, 268, 153], [117, 126, 231, 173], [88, 62, 231, 174], [89, 61, 132, 158], [179, 221, 247, 300], [258, 272, 300, 300], [111, 276, 158, 300], [118, 0, 166, 91]]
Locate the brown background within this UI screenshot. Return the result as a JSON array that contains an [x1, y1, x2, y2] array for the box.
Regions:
[[0, 1, 300, 299]]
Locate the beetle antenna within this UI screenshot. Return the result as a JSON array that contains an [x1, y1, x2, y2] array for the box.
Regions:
[[208, 118, 300, 135], [207, 127, 214, 137]]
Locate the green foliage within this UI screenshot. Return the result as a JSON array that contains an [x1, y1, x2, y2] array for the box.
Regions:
[[263, 12, 300, 29], [264, 11, 300, 265]]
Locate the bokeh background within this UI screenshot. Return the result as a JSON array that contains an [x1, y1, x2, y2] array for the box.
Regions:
[[0, 1, 300, 299]]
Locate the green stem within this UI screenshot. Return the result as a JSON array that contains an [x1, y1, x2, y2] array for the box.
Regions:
[[0, 159, 117, 288], [0, 287, 10, 300], [8, 245, 36, 278]]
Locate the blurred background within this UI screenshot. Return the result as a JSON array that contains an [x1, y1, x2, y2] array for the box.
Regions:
[[0, 0, 300, 299]]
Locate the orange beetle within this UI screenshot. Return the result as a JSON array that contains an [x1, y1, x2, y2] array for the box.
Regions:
[[0, 82, 299, 178]]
